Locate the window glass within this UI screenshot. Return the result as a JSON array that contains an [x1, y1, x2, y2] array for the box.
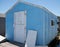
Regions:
[[51, 20, 54, 26]]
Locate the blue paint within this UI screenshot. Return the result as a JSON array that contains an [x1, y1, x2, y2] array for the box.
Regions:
[[6, 2, 58, 45]]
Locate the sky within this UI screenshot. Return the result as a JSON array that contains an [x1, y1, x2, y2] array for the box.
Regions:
[[0, 0, 60, 16]]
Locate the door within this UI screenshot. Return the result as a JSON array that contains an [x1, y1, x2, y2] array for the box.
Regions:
[[14, 11, 26, 43], [25, 30, 37, 47]]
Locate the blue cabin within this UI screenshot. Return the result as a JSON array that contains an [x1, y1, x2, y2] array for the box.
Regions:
[[5, 1, 58, 46]]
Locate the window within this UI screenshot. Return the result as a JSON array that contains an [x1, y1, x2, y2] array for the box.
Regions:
[[51, 20, 54, 26]]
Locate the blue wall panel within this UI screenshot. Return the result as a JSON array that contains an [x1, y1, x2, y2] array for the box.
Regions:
[[6, 12, 14, 41]]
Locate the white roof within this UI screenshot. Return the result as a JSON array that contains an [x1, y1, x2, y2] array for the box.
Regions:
[[0, 14, 5, 17], [5, 1, 56, 16]]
